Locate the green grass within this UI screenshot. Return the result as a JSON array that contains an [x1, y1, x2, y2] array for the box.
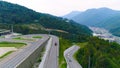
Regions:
[[0, 42, 26, 48], [73, 49, 79, 60], [76, 42, 88, 48], [59, 38, 72, 68], [0, 51, 13, 59], [32, 36, 42, 39], [60, 62, 67, 68], [73, 42, 88, 63], [13, 37, 33, 41]]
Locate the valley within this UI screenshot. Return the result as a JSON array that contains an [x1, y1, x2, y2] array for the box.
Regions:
[[90, 27, 120, 44], [64, 8, 120, 37]]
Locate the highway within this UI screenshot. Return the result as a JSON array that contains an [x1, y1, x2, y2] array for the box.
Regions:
[[39, 35, 59, 68], [0, 34, 49, 68], [64, 45, 82, 68]]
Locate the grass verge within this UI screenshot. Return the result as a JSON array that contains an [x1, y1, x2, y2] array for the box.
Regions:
[[74, 42, 88, 60], [32, 46, 46, 68], [0, 51, 13, 59], [59, 38, 72, 68], [13, 37, 33, 41], [32, 36, 42, 39], [0, 42, 26, 48]]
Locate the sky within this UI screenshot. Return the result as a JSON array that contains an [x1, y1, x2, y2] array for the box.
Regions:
[[2, 0, 120, 16]]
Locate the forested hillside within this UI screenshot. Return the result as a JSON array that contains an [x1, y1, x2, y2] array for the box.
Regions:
[[76, 37, 120, 68], [0, 1, 92, 42]]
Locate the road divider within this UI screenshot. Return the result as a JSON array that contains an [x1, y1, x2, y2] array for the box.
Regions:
[[39, 37, 52, 68]]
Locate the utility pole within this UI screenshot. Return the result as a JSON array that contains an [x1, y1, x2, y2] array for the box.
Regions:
[[48, 30, 50, 35], [88, 56, 91, 68], [11, 24, 13, 34], [48, 30, 51, 37]]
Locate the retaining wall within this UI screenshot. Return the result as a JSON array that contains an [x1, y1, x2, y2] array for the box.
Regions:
[[16, 38, 49, 68]]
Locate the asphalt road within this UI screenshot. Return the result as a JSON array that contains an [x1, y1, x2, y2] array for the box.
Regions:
[[0, 34, 49, 68], [64, 45, 82, 68], [41, 35, 59, 68]]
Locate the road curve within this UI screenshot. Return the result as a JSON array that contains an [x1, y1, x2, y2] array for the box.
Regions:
[[0, 34, 49, 68], [64, 45, 82, 68], [39, 35, 59, 68]]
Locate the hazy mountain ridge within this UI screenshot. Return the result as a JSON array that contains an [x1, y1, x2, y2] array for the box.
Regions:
[[64, 8, 120, 36], [72, 8, 120, 26], [63, 11, 81, 19]]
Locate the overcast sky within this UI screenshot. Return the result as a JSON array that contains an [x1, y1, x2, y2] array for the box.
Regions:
[[3, 0, 120, 16]]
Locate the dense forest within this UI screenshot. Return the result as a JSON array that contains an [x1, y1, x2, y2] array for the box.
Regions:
[[76, 37, 120, 68], [0, 1, 92, 42]]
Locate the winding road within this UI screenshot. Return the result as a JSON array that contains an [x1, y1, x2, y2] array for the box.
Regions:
[[64, 45, 82, 68]]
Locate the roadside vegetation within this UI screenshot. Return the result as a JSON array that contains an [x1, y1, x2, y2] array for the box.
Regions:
[[32, 46, 46, 68], [0, 51, 13, 59], [0, 42, 26, 48], [59, 36, 120, 68], [75, 37, 120, 68], [59, 38, 72, 68], [32, 36, 42, 39], [13, 37, 33, 41], [73, 42, 88, 59]]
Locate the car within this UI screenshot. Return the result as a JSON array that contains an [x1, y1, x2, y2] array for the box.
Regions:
[[69, 59, 72, 62], [55, 43, 57, 46]]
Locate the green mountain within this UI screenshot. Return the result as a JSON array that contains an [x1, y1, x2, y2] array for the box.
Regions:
[[98, 15, 120, 36], [0, 1, 92, 42], [70, 8, 120, 26], [64, 8, 120, 36]]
